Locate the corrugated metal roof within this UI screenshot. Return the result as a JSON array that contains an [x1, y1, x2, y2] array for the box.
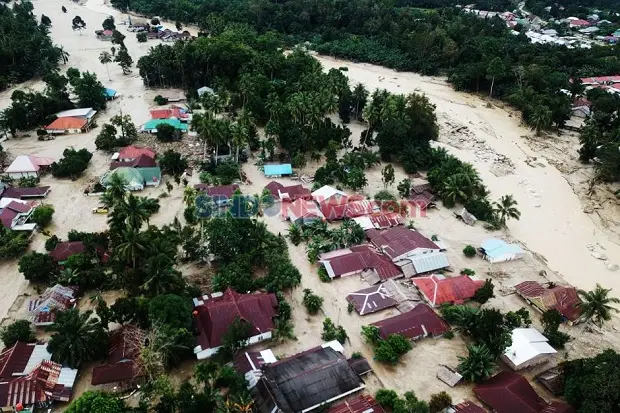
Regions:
[[346, 284, 397, 315], [514, 281, 582, 322], [407, 252, 450, 274], [327, 395, 386, 413], [264, 164, 293, 176], [371, 304, 449, 340], [367, 227, 440, 260], [411, 275, 484, 307]]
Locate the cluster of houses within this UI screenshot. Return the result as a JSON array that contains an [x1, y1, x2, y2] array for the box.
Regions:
[[96, 25, 191, 42], [100, 145, 161, 190], [140, 107, 189, 135], [180, 173, 583, 412]]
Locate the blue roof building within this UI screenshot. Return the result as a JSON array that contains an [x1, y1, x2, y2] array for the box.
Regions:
[[142, 118, 188, 132], [104, 88, 118, 100], [480, 239, 524, 263], [264, 164, 293, 177]]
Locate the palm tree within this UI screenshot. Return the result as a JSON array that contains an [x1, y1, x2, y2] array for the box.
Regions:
[[272, 318, 296, 343], [183, 186, 197, 207], [99, 51, 112, 81], [577, 284, 620, 326], [116, 228, 147, 268], [493, 195, 521, 227], [352, 83, 368, 119], [46, 309, 108, 368], [141, 255, 184, 296], [457, 344, 497, 383], [113, 194, 152, 230], [230, 121, 248, 163], [441, 175, 467, 207], [101, 174, 127, 207], [58, 46, 70, 64], [529, 106, 552, 135]]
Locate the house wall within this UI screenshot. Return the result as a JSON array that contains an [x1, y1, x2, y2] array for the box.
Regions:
[[484, 253, 522, 263], [333, 269, 363, 279], [7, 171, 37, 179], [195, 332, 272, 360], [501, 354, 553, 371]]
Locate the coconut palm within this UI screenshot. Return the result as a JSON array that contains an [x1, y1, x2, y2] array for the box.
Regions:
[[493, 195, 521, 227], [113, 193, 152, 230], [58, 46, 70, 64], [46, 309, 108, 368], [101, 173, 128, 207], [441, 175, 468, 207], [230, 122, 248, 163], [183, 186, 197, 207], [457, 344, 497, 383], [141, 255, 184, 296], [529, 105, 552, 135], [116, 228, 148, 268], [577, 284, 620, 326], [99, 51, 112, 81], [352, 83, 368, 119]]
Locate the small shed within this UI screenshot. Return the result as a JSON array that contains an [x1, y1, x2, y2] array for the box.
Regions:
[[104, 88, 118, 100], [454, 208, 477, 226], [264, 163, 293, 177], [501, 328, 557, 371], [437, 365, 463, 387]]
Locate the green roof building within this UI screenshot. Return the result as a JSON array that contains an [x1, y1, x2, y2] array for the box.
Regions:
[[142, 118, 188, 132], [139, 167, 162, 187]]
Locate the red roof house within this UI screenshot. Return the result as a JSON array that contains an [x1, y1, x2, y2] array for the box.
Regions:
[[150, 108, 184, 119], [49, 241, 86, 263], [277, 184, 312, 202], [91, 325, 146, 387], [514, 281, 582, 324], [320, 196, 375, 221], [367, 227, 440, 261], [118, 146, 156, 161], [194, 184, 239, 198], [0, 342, 78, 408], [346, 284, 398, 315], [569, 19, 590, 27], [327, 395, 386, 413], [0, 200, 35, 229], [193, 289, 279, 359], [284, 198, 325, 225], [45, 117, 88, 133], [411, 274, 484, 307], [110, 154, 157, 170], [371, 304, 449, 340], [352, 213, 405, 230], [319, 244, 402, 282], [474, 372, 575, 413], [264, 181, 284, 198], [1, 186, 50, 199]]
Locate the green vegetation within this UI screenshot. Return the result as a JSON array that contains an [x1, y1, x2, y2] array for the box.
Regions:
[[302, 288, 323, 315], [301, 220, 365, 261], [51, 148, 93, 178], [577, 284, 620, 326], [64, 391, 126, 413], [541, 309, 571, 349], [457, 344, 497, 383], [362, 325, 412, 364], [321, 318, 348, 344], [0, 228, 30, 260], [95, 114, 138, 151], [564, 349, 620, 413], [473, 278, 495, 304], [18, 251, 56, 282], [429, 392, 452, 413], [0, 319, 35, 347], [31, 204, 55, 228], [375, 389, 429, 413], [463, 245, 476, 258]]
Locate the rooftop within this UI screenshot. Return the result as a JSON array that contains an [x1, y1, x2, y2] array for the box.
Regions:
[[91, 325, 146, 386], [29, 285, 78, 326], [346, 284, 398, 315], [327, 395, 386, 413], [514, 281, 582, 322], [320, 244, 402, 281], [261, 346, 364, 412], [503, 328, 556, 368], [367, 227, 440, 260], [474, 371, 574, 413], [371, 303, 450, 340], [143, 118, 188, 131], [193, 289, 278, 350], [118, 146, 156, 160], [352, 213, 404, 230], [411, 274, 484, 307], [264, 163, 292, 176], [45, 117, 88, 131], [110, 154, 157, 170], [194, 184, 240, 199], [55, 107, 95, 119], [49, 241, 86, 262], [5, 155, 54, 174]]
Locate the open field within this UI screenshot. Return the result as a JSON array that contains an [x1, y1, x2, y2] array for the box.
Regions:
[[1, 0, 620, 408]]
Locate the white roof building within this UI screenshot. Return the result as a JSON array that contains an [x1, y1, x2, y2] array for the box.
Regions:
[[55, 107, 97, 119], [501, 328, 557, 370], [5, 155, 55, 178], [311, 185, 347, 202]]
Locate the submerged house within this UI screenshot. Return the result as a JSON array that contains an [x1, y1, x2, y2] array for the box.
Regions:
[[411, 274, 484, 307], [0, 199, 36, 231], [236, 341, 368, 413], [0, 341, 78, 409], [346, 284, 398, 315], [194, 184, 240, 206], [91, 325, 146, 390], [370, 303, 450, 340], [514, 281, 582, 324], [479, 239, 524, 263], [367, 227, 450, 276], [100, 167, 147, 191], [326, 395, 386, 413], [501, 328, 557, 371], [319, 244, 402, 283], [5, 155, 54, 179], [263, 163, 293, 178], [192, 289, 279, 360], [46, 108, 97, 134], [29, 284, 79, 326]]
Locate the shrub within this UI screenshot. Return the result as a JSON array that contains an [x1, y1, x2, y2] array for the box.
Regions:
[[461, 268, 475, 276], [18, 176, 37, 187], [45, 235, 60, 251], [347, 302, 355, 313], [318, 266, 331, 283], [302, 289, 323, 315], [0, 320, 35, 347], [18, 252, 56, 282], [473, 278, 495, 304], [443, 330, 455, 339], [136, 32, 147, 42], [429, 392, 452, 413], [31, 204, 55, 228], [321, 318, 348, 344], [374, 190, 396, 201], [351, 351, 362, 359], [374, 334, 412, 364], [184, 206, 197, 225], [463, 245, 476, 257], [156, 123, 178, 142]]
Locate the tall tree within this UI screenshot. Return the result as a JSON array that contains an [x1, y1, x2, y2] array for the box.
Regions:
[[493, 195, 521, 227], [577, 284, 620, 326], [99, 51, 112, 81], [72, 16, 86, 34]]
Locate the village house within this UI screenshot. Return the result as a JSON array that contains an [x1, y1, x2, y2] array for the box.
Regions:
[[319, 244, 402, 283], [117, 146, 156, 163], [96, 29, 114, 40], [4, 155, 54, 179], [346, 284, 398, 315], [320, 195, 376, 221], [474, 371, 574, 413], [0, 199, 36, 231], [285, 198, 325, 225], [149, 108, 188, 121], [352, 212, 404, 230], [501, 328, 557, 371], [447, 401, 486, 413], [366, 227, 450, 276], [514, 281, 582, 324], [141, 118, 188, 134], [91, 325, 146, 390], [370, 303, 450, 340], [1, 186, 50, 199], [29, 284, 79, 327], [105, 88, 118, 100], [411, 274, 485, 307], [235, 341, 368, 413], [478, 239, 524, 263], [49, 241, 86, 264], [46, 108, 97, 135], [101, 167, 149, 191], [110, 153, 157, 170], [192, 288, 279, 360], [311, 185, 347, 203], [0, 342, 78, 410]]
